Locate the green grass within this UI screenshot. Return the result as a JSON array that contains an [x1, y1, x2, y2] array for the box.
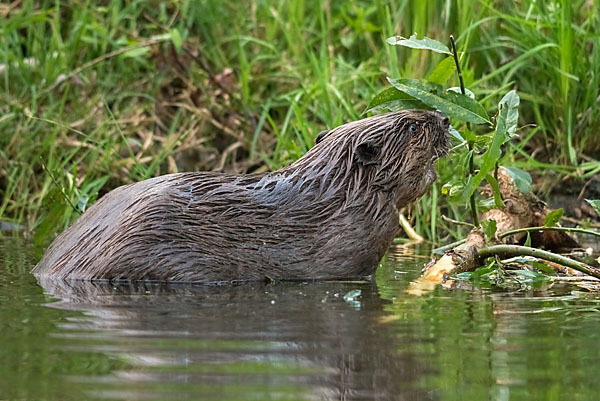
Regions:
[[1, 0, 599, 243]]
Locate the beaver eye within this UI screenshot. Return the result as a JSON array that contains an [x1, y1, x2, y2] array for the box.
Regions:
[[409, 123, 417, 133]]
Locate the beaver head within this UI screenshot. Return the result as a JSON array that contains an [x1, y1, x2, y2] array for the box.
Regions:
[[283, 110, 450, 214]]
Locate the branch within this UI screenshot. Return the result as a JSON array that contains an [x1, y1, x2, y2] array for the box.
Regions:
[[399, 213, 425, 242], [478, 245, 600, 279], [499, 226, 600, 239]]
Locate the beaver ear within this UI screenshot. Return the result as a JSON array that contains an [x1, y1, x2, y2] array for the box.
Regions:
[[355, 142, 381, 166], [315, 130, 331, 144]]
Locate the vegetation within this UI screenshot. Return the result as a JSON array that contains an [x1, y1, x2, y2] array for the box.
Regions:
[[1, 0, 599, 246]]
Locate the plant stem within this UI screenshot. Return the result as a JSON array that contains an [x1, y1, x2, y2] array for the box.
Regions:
[[478, 244, 600, 279], [399, 213, 425, 242], [450, 35, 479, 227], [432, 238, 467, 255], [40, 158, 79, 214], [450, 35, 465, 95], [499, 226, 600, 239]]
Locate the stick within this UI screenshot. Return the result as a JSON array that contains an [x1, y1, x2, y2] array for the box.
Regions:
[[499, 226, 600, 239], [478, 245, 600, 279]]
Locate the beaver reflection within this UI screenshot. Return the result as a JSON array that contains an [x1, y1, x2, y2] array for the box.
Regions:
[[38, 277, 434, 400]]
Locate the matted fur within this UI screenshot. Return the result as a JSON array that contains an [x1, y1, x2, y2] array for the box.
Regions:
[[33, 110, 450, 282]]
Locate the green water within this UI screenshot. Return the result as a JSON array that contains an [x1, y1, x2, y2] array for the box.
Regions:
[[2, 238, 600, 401]]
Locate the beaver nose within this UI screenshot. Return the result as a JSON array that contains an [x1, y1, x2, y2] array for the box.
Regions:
[[441, 116, 450, 129]]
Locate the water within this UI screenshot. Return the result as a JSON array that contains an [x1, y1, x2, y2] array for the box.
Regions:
[[2, 238, 600, 400]]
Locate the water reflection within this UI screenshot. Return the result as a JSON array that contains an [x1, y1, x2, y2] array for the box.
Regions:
[[36, 276, 431, 401], [5, 239, 600, 401]]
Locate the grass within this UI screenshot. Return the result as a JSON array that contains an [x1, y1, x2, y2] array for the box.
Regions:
[[0, 0, 599, 244]]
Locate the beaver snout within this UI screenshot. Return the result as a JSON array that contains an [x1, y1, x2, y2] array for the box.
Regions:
[[431, 111, 450, 130], [440, 116, 450, 129]]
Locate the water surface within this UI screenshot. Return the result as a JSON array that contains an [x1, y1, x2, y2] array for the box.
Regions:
[[2, 237, 600, 400]]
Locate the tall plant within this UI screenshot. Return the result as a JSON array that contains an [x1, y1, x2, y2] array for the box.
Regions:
[[368, 34, 524, 231]]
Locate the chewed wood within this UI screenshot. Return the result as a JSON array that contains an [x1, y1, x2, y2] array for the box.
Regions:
[[33, 110, 450, 283]]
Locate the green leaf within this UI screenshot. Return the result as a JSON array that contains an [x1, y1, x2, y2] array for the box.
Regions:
[[448, 126, 465, 143], [121, 47, 150, 58], [466, 91, 521, 199], [386, 33, 451, 55], [387, 78, 490, 124], [365, 87, 430, 113], [76, 195, 89, 213], [427, 56, 457, 84], [482, 219, 497, 241], [465, 91, 521, 200], [524, 232, 532, 247], [586, 199, 600, 216], [485, 174, 504, 209], [455, 272, 473, 280], [151, 33, 172, 41], [463, 132, 505, 200], [511, 269, 549, 284], [170, 28, 183, 52], [462, 128, 477, 142], [498, 90, 520, 136], [441, 180, 465, 198], [544, 208, 564, 227], [502, 166, 532, 193], [528, 261, 556, 275]]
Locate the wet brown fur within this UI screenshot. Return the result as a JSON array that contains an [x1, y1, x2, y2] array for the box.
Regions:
[[33, 110, 450, 283]]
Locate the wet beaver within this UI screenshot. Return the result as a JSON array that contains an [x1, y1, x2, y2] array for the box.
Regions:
[[33, 110, 450, 283]]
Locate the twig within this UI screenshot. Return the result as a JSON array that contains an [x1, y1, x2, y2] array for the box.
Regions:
[[478, 245, 600, 279], [432, 238, 467, 255], [561, 215, 600, 229], [499, 226, 600, 239], [39, 158, 79, 214], [441, 214, 475, 227], [399, 213, 425, 242], [43, 37, 171, 94]]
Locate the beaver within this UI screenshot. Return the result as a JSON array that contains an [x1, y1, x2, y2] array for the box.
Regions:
[[33, 110, 450, 283]]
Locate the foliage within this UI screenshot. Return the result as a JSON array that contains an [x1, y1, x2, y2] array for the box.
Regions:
[[0, 0, 599, 242], [369, 33, 521, 231]]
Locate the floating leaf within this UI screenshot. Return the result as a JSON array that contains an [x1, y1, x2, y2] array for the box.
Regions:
[[387, 78, 490, 124], [386, 33, 451, 55], [365, 87, 430, 113], [427, 56, 457, 84], [544, 208, 564, 227], [502, 166, 532, 193], [528, 260, 556, 275], [511, 269, 549, 284], [585, 199, 600, 216]]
